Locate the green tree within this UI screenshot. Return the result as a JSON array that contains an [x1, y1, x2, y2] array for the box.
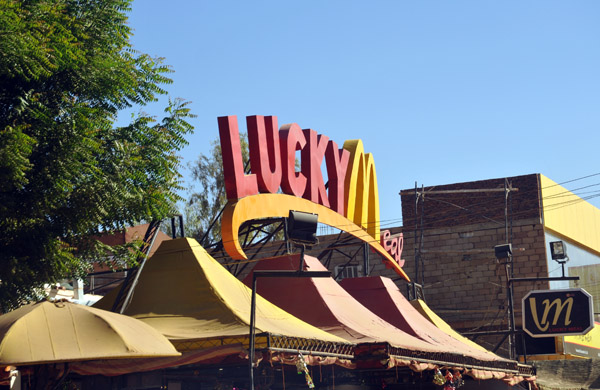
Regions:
[[185, 134, 249, 246], [0, 0, 194, 311]]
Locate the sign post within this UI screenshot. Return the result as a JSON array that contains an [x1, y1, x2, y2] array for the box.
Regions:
[[522, 288, 593, 338]]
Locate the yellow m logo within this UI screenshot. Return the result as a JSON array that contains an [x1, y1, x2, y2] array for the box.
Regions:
[[343, 140, 380, 241], [528, 297, 574, 332]]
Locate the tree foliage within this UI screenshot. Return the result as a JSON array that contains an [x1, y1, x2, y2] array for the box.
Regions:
[[185, 134, 249, 246], [185, 133, 296, 247], [0, 0, 194, 311]]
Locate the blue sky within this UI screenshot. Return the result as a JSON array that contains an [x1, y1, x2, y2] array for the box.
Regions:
[[126, 1, 600, 226]]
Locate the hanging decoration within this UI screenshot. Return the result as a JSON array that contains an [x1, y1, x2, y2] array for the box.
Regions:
[[433, 369, 446, 386], [453, 371, 464, 388], [295, 353, 315, 389], [432, 369, 465, 390], [443, 371, 454, 390]]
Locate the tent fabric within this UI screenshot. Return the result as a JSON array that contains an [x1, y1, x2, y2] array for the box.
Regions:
[[339, 276, 502, 361], [70, 345, 357, 377], [0, 301, 180, 366], [409, 298, 492, 353], [242, 254, 532, 380], [243, 254, 499, 359], [94, 238, 350, 347], [243, 254, 442, 352], [70, 344, 245, 376]]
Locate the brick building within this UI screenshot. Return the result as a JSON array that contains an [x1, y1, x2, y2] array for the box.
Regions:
[[397, 173, 600, 359], [398, 174, 549, 357]]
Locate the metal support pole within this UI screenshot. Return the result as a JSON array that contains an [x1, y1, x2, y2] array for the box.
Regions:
[[249, 274, 258, 390], [299, 244, 305, 271], [521, 331, 528, 364], [248, 269, 331, 390], [363, 243, 369, 276], [420, 184, 425, 286], [510, 276, 579, 283], [283, 217, 291, 254], [504, 180, 517, 360], [414, 182, 419, 285], [506, 259, 516, 360]]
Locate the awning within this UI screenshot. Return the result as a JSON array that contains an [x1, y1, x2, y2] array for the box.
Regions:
[[340, 276, 493, 355], [0, 301, 180, 366], [70, 344, 245, 376], [243, 254, 443, 351], [410, 297, 493, 352], [339, 276, 538, 382], [409, 299, 537, 382], [94, 238, 353, 359], [242, 253, 527, 379]]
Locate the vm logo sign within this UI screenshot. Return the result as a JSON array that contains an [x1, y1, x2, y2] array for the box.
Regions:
[[522, 288, 593, 338]]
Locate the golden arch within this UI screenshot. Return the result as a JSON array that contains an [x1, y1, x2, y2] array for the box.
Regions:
[[220, 193, 409, 280], [343, 140, 380, 241]]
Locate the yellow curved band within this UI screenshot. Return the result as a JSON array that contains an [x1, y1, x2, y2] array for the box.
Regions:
[[221, 193, 409, 281]]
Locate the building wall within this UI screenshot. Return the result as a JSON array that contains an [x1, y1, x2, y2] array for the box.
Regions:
[[395, 173, 600, 357], [399, 218, 549, 331], [394, 174, 549, 355], [400, 174, 542, 231], [397, 174, 545, 322]]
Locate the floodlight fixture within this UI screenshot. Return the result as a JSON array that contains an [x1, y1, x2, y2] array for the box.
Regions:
[[287, 210, 319, 246], [494, 243, 512, 260], [550, 241, 568, 263]]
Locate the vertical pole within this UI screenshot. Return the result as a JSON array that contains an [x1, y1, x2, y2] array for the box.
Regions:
[[179, 215, 185, 237], [420, 184, 425, 287], [521, 331, 528, 364], [504, 179, 516, 360], [507, 263, 516, 360], [414, 182, 419, 286], [509, 180, 514, 248], [249, 274, 257, 390], [171, 218, 176, 239], [299, 245, 305, 272], [283, 218, 291, 254], [504, 179, 509, 243], [363, 243, 369, 276]]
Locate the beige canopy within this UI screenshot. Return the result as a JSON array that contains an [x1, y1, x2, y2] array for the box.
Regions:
[[94, 238, 351, 355], [0, 300, 180, 366]]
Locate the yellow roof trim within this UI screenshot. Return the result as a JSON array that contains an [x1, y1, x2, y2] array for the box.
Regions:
[[410, 299, 489, 353], [540, 174, 600, 256]]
